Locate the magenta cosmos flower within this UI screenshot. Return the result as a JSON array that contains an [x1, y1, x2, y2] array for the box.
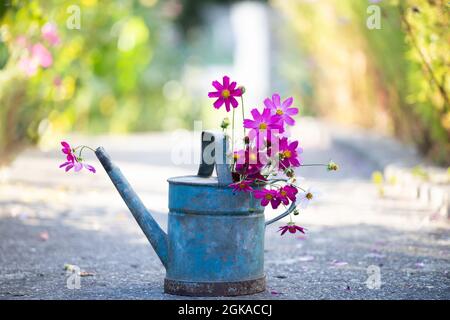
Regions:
[[278, 223, 306, 236], [253, 189, 281, 209], [243, 108, 283, 147], [229, 180, 253, 193], [276, 185, 298, 205], [264, 94, 298, 126], [208, 76, 242, 112], [234, 146, 267, 174], [59, 141, 96, 173], [278, 137, 303, 169]]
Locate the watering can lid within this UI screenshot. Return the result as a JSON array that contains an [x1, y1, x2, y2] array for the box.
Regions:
[[167, 131, 233, 187]]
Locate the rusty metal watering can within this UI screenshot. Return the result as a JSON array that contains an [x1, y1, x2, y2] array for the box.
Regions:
[[95, 131, 295, 296]]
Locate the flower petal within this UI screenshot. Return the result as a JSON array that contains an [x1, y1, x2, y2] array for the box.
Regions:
[[224, 99, 231, 112], [61, 141, 70, 148], [285, 108, 299, 116], [212, 80, 223, 90], [223, 76, 230, 88], [59, 161, 71, 168], [84, 164, 96, 173], [213, 98, 225, 109], [264, 98, 275, 109], [272, 94, 281, 107], [250, 108, 261, 121], [74, 162, 83, 172], [208, 91, 221, 98], [281, 97, 293, 109], [284, 115, 296, 126], [230, 97, 239, 108]]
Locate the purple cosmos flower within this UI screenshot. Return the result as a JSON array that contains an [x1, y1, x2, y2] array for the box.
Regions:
[[264, 94, 299, 126], [253, 188, 281, 209], [276, 185, 298, 205], [278, 137, 303, 169], [243, 108, 283, 147], [59, 141, 96, 173], [278, 223, 306, 236], [208, 75, 242, 112], [229, 180, 253, 193]]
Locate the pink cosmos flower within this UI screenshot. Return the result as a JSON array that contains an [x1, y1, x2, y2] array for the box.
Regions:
[[208, 75, 242, 112], [18, 43, 53, 76], [229, 180, 253, 193], [31, 43, 53, 68], [253, 188, 281, 209], [264, 94, 298, 126], [278, 137, 303, 169], [41, 22, 60, 46], [18, 56, 39, 76], [243, 108, 283, 147], [276, 185, 298, 205], [278, 223, 306, 236]]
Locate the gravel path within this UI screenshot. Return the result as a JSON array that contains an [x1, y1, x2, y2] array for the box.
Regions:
[[1, 121, 449, 299]]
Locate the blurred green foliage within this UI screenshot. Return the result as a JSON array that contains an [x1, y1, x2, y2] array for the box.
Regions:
[[0, 0, 449, 166], [275, 0, 449, 165], [0, 0, 197, 164]]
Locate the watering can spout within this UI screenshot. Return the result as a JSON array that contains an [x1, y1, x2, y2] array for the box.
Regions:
[[95, 147, 169, 269]]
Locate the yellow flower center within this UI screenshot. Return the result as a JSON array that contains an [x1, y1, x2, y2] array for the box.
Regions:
[[282, 150, 292, 158], [265, 194, 273, 200], [221, 89, 231, 98], [259, 123, 267, 130], [249, 153, 257, 162], [306, 192, 313, 200], [280, 190, 287, 196], [276, 109, 283, 115], [239, 183, 246, 189]]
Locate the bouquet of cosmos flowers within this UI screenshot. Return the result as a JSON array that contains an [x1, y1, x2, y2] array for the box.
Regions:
[[59, 75, 337, 237], [208, 75, 338, 236]]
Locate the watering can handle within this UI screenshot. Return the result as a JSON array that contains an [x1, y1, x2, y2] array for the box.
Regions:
[[265, 202, 297, 226], [197, 131, 233, 187]]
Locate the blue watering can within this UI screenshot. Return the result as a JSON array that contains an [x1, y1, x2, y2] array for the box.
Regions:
[[95, 131, 295, 296]]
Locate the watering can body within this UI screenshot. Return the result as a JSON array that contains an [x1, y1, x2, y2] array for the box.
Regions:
[[165, 175, 266, 295], [95, 131, 294, 296]]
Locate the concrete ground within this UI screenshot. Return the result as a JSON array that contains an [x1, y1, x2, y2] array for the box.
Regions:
[[0, 120, 449, 299]]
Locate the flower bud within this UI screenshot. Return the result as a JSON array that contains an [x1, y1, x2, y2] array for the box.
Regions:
[[221, 117, 230, 130], [238, 85, 246, 94], [285, 168, 294, 177], [327, 160, 339, 171], [293, 209, 299, 216], [244, 136, 250, 145]]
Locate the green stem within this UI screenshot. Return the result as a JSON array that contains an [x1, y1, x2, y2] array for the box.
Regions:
[[300, 163, 328, 167], [231, 108, 235, 154], [241, 96, 246, 136], [75, 145, 96, 159]]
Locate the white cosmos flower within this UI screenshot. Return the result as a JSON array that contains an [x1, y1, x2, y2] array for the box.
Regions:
[[296, 187, 321, 209]]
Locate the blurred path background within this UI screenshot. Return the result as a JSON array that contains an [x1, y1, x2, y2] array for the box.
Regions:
[[0, 0, 449, 299]]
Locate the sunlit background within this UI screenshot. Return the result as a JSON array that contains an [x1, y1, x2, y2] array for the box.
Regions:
[[0, 0, 448, 165]]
